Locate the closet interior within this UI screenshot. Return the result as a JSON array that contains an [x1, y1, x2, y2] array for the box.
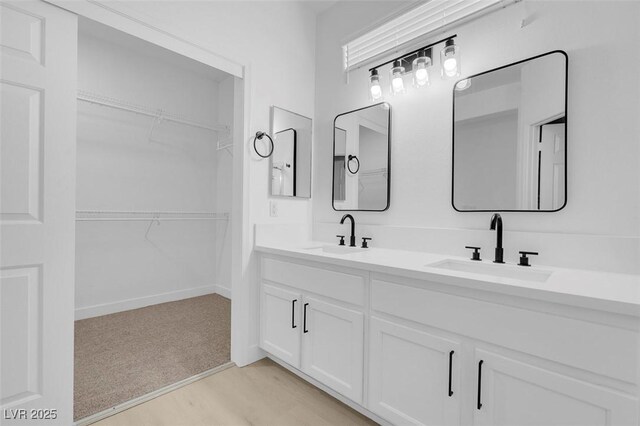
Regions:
[[73, 18, 235, 421]]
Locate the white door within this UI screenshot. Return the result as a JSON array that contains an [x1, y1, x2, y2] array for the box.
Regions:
[[260, 283, 301, 368], [0, 1, 77, 424], [301, 296, 364, 403], [538, 123, 565, 210], [473, 349, 638, 426], [368, 317, 462, 426]]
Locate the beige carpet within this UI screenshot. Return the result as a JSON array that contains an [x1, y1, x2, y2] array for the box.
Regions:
[[74, 294, 230, 421]]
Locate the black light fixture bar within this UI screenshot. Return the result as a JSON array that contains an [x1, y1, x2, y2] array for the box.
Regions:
[[368, 34, 457, 73]]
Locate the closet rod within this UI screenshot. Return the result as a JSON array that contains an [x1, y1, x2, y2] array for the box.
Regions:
[[77, 90, 230, 133], [76, 210, 229, 221]]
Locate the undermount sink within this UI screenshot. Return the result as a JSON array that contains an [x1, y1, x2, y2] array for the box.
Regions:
[[302, 245, 366, 255], [427, 259, 553, 283]]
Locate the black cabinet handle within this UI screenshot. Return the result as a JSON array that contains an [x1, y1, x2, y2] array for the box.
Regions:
[[291, 299, 297, 329], [303, 303, 309, 333], [448, 350, 454, 396], [477, 360, 484, 410]]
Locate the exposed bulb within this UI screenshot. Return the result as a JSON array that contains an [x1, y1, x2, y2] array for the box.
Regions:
[[412, 49, 431, 88], [392, 75, 404, 92], [443, 57, 458, 77], [440, 39, 461, 79], [370, 83, 382, 100], [415, 67, 428, 84], [389, 60, 406, 95]]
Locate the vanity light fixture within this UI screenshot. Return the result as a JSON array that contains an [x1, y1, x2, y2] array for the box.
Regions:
[[389, 60, 406, 95], [412, 49, 432, 87], [441, 38, 461, 79], [366, 35, 457, 100], [369, 69, 383, 100]]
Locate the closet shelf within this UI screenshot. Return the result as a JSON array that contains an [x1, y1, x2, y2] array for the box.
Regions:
[[77, 90, 231, 134], [76, 210, 229, 221], [360, 167, 388, 178]]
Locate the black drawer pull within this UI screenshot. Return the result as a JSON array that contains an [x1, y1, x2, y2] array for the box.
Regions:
[[291, 299, 297, 329], [303, 303, 309, 333], [448, 350, 454, 397], [477, 360, 484, 410]]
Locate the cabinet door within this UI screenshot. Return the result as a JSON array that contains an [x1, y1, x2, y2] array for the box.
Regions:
[[260, 284, 301, 368], [473, 349, 638, 426], [301, 296, 364, 403], [368, 317, 462, 426]]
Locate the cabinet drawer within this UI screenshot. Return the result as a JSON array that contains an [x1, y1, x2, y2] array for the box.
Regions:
[[262, 257, 365, 306], [372, 278, 638, 384]]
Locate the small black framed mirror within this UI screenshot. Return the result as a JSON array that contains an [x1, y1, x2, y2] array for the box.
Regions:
[[332, 102, 391, 211], [270, 106, 312, 198], [452, 50, 568, 212]]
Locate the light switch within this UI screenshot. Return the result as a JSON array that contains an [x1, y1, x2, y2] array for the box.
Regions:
[[269, 201, 278, 217]]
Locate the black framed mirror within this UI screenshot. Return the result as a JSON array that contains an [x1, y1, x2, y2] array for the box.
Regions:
[[332, 102, 391, 211], [270, 106, 312, 198], [452, 50, 568, 212]]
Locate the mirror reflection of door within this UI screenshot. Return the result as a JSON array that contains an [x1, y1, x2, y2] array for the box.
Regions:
[[272, 128, 296, 196], [333, 127, 347, 201], [538, 119, 566, 210]]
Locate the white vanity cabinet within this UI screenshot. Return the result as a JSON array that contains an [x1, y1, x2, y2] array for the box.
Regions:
[[368, 317, 462, 425], [473, 349, 638, 426], [258, 251, 639, 426], [259, 257, 366, 403]]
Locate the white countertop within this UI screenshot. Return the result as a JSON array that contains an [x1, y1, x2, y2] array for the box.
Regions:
[[255, 241, 640, 317]]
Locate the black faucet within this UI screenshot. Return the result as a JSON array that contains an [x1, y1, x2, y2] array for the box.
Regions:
[[490, 213, 504, 264], [340, 214, 356, 247]]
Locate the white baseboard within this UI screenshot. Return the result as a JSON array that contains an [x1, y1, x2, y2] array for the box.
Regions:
[[75, 285, 217, 320], [214, 283, 232, 299]]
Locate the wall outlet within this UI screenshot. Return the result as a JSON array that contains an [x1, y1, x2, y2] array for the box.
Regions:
[[269, 201, 278, 217]]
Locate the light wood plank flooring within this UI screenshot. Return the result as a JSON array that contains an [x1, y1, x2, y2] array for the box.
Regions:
[[94, 358, 377, 426]]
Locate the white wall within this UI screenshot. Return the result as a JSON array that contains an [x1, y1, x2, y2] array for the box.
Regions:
[[75, 20, 235, 318], [314, 1, 640, 273]]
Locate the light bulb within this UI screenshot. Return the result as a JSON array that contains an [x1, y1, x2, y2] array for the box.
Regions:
[[440, 39, 461, 79], [369, 69, 383, 101], [412, 49, 431, 88], [370, 83, 382, 100], [392, 75, 404, 91], [389, 60, 405, 95]]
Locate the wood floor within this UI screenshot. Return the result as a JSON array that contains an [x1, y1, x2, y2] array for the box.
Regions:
[[94, 358, 377, 426]]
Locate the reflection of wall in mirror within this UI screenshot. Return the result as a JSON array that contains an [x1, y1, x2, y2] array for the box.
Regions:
[[454, 111, 518, 210]]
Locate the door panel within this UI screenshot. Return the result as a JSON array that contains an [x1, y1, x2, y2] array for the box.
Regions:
[[260, 283, 301, 367], [474, 349, 638, 426], [368, 317, 461, 426], [301, 296, 364, 403], [0, 1, 77, 424]]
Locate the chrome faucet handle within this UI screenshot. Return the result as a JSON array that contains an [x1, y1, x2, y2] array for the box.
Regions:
[[518, 251, 538, 267], [336, 235, 345, 246], [465, 246, 482, 261]]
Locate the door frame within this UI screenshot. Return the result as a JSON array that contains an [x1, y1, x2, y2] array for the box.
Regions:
[[45, 0, 256, 366]]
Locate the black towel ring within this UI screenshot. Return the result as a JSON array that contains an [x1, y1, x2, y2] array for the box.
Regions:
[[347, 155, 360, 174], [253, 131, 274, 158]]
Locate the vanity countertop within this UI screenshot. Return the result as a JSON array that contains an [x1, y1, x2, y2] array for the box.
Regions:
[[255, 241, 640, 317]]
